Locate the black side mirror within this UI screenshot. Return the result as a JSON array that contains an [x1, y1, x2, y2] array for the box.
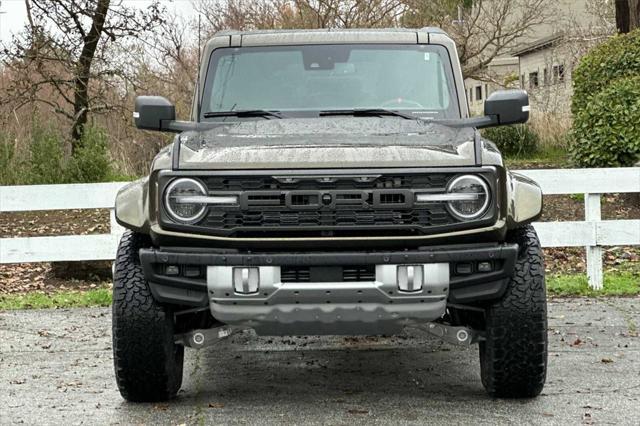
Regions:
[[134, 96, 176, 131], [484, 90, 530, 126]]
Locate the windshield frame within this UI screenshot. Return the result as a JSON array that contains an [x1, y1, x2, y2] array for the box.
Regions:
[[199, 43, 462, 122]]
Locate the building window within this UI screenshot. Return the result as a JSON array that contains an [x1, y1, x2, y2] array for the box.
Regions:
[[520, 74, 525, 88], [544, 68, 549, 85], [553, 64, 565, 83], [475, 86, 483, 101], [484, 84, 489, 98], [529, 72, 539, 89]]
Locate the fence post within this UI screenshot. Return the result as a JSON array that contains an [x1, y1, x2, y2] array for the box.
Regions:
[[584, 193, 603, 290]]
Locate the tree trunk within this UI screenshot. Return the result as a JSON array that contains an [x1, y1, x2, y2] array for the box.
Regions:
[[631, 0, 640, 30], [616, 0, 640, 32], [616, 0, 630, 33], [70, 0, 110, 151]]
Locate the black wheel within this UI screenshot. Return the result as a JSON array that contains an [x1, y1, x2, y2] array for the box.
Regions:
[[480, 225, 547, 398], [112, 230, 184, 402]]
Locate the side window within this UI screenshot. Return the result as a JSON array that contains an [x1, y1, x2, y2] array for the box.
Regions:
[[553, 64, 566, 83], [529, 72, 539, 89]]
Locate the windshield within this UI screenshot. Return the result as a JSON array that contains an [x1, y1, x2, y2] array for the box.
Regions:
[[200, 44, 461, 120]]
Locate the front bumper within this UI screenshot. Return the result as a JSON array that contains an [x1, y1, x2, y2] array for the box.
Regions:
[[139, 243, 518, 335]]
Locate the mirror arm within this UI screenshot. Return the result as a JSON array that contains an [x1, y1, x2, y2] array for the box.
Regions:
[[160, 120, 199, 133], [436, 115, 499, 129]]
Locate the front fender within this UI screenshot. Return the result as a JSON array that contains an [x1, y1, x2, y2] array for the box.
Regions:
[[506, 171, 543, 228], [115, 177, 150, 233]]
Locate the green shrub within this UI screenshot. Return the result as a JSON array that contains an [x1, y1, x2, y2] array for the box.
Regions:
[[25, 127, 67, 184], [0, 125, 114, 185], [572, 29, 640, 115], [66, 126, 112, 183], [481, 124, 539, 157], [571, 76, 640, 167], [0, 132, 19, 185]]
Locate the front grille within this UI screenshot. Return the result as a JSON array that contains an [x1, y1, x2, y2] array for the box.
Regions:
[[159, 170, 497, 238]]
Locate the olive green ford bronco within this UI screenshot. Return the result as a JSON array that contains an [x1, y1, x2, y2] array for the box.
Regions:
[[113, 28, 547, 402]]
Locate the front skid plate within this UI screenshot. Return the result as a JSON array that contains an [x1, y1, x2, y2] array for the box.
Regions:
[[206, 264, 449, 336]]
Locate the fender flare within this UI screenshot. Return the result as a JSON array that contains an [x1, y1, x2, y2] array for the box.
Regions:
[[115, 177, 150, 232], [506, 171, 543, 228]]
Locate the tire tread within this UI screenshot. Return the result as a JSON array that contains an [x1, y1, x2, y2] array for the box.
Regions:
[[112, 230, 183, 402]]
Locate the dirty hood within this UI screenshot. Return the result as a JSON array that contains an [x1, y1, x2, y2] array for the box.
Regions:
[[177, 117, 477, 169]]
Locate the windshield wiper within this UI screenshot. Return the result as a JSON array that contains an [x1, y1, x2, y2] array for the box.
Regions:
[[319, 108, 419, 120], [202, 110, 285, 119]]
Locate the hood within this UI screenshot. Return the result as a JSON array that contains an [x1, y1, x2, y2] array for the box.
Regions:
[[177, 117, 478, 169]]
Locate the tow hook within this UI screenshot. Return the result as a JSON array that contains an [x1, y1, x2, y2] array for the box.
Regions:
[[421, 322, 484, 346], [175, 325, 245, 349]]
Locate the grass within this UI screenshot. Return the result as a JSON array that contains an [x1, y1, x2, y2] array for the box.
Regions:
[[504, 146, 570, 169], [0, 286, 112, 310], [0, 273, 637, 311], [547, 272, 640, 297]]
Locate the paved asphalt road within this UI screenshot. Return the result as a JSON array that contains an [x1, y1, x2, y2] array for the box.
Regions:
[[1, 298, 639, 425]]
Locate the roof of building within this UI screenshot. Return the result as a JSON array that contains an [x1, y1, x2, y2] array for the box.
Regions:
[[511, 33, 564, 57]]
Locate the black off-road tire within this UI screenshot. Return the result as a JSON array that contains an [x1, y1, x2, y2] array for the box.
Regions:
[[112, 230, 184, 402], [480, 225, 547, 398]]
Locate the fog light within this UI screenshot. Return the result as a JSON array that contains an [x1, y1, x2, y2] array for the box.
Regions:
[[233, 267, 259, 294], [165, 265, 180, 276], [397, 265, 423, 292], [455, 263, 473, 275], [184, 266, 202, 278], [477, 262, 493, 273]]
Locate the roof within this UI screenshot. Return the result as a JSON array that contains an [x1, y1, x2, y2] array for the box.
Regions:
[[511, 33, 564, 57], [214, 27, 446, 37]]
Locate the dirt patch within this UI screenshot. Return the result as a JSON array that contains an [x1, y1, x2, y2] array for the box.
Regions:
[[540, 194, 640, 222], [0, 209, 109, 238], [0, 262, 109, 294]]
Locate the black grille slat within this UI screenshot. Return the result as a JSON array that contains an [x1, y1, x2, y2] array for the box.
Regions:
[[281, 266, 376, 282], [281, 267, 311, 282], [343, 266, 376, 282], [203, 207, 452, 230]]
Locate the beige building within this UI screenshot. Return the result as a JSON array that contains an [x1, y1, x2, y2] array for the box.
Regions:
[[466, 57, 519, 116], [465, 0, 611, 115], [512, 34, 574, 113]]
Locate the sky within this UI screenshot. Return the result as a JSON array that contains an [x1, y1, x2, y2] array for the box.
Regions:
[[0, 0, 198, 42]]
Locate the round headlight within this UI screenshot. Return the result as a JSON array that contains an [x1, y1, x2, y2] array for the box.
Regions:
[[164, 178, 207, 224], [446, 175, 490, 220]]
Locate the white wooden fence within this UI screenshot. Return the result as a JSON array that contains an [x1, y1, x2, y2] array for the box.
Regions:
[[1, 168, 639, 289]]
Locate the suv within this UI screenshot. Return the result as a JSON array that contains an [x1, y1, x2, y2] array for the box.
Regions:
[[113, 28, 546, 402]]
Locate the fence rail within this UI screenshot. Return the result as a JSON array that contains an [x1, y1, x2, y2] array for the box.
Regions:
[[1, 168, 639, 289]]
